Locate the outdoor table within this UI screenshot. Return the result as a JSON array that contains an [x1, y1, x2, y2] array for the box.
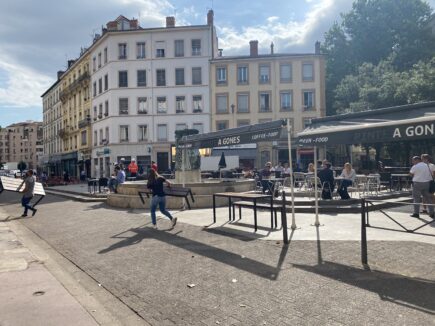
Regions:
[[212, 192, 273, 230], [233, 172, 244, 178], [88, 179, 98, 193], [391, 173, 411, 190]]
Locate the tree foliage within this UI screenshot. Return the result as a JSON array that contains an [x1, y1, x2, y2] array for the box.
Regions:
[[322, 0, 435, 114]]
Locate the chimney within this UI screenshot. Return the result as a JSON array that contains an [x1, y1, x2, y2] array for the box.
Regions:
[[207, 10, 214, 26], [57, 71, 64, 80], [67, 60, 75, 68], [270, 42, 274, 55], [315, 41, 321, 54], [249, 40, 258, 57], [166, 16, 175, 28], [218, 49, 223, 57]]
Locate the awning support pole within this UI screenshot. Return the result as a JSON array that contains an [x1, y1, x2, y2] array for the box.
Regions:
[[287, 119, 297, 230], [314, 145, 320, 226], [181, 146, 186, 210]]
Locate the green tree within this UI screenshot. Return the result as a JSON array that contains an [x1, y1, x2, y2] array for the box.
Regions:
[[322, 0, 435, 114]]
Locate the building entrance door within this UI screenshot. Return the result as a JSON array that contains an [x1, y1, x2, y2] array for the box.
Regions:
[[157, 152, 169, 173]]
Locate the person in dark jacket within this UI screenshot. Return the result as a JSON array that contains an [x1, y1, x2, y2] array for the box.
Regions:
[[147, 169, 177, 229], [318, 162, 335, 199]]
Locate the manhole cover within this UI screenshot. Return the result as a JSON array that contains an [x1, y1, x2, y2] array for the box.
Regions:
[[33, 291, 45, 296]]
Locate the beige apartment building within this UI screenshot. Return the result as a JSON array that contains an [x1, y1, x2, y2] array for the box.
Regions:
[[210, 41, 325, 169], [58, 51, 92, 177], [0, 121, 43, 170]]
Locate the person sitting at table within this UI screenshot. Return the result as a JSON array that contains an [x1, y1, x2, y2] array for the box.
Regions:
[[307, 163, 315, 174], [260, 162, 273, 194], [337, 162, 356, 200], [282, 162, 291, 176], [318, 161, 334, 199]]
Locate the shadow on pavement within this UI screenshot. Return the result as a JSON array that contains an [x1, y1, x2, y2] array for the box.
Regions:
[[98, 226, 289, 280], [292, 260, 435, 315]]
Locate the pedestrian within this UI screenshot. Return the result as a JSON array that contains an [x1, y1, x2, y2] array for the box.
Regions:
[[80, 170, 86, 182], [41, 171, 48, 187], [63, 170, 70, 184], [20, 170, 37, 217], [409, 155, 434, 218], [151, 161, 158, 172], [147, 169, 177, 229], [128, 158, 138, 178], [109, 165, 125, 193]]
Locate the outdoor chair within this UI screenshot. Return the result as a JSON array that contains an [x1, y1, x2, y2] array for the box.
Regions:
[[293, 172, 306, 190]]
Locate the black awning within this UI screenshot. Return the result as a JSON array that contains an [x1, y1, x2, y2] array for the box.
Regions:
[[180, 120, 286, 149], [297, 102, 435, 147]]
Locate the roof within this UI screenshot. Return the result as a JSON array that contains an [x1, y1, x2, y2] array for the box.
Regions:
[[211, 53, 323, 62], [297, 101, 435, 146], [180, 120, 286, 149], [40, 78, 61, 98]]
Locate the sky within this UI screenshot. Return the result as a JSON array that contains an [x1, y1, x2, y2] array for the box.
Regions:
[[0, 0, 434, 127]]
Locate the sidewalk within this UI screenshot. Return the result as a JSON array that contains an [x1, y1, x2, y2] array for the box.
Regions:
[[0, 211, 98, 326]]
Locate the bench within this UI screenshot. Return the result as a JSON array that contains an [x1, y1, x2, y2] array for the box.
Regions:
[[232, 200, 282, 230], [138, 186, 195, 209]]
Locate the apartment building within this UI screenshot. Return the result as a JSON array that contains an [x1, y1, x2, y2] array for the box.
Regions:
[[210, 41, 326, 168], [0, 121, 43, 169], [88, 13, 217, 177], [57, 51, 92, 177], [41, 72, 63, 175]]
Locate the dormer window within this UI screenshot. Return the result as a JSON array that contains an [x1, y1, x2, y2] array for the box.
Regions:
[[118, 19, 130, 30]]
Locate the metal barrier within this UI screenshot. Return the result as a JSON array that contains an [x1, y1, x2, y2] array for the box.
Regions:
[[361, 198, 435, 265]]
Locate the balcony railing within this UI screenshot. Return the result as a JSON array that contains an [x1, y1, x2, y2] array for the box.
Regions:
[[59, 72, 90, 101], [78, 118, 91, 129]]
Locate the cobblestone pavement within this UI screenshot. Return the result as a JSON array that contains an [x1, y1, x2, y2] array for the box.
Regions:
[[1, 193, 434, 325]]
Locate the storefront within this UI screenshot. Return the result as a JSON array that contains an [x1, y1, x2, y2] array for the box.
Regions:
[[61, 152, 78, 178]]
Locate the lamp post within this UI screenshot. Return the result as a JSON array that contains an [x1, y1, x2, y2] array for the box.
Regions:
[[231, 104, 235, 128]]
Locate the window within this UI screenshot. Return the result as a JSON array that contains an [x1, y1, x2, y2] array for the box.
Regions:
[[138, 97, 147, 114], [280, 64, 292, 82], [137, 42, 146, 59], [192, 67, 202, 85], [98, 104, 103, 117], [81, 131, 87, 146], [302, 63, 314, 82], [191, 39, 201, 56], [120, 125, 129, 142], [259, 92, 271, 112], [94, 130, 97, 146], [156, 69, 166, 86], [216, 94, 228, 113], [105, 127, 109, 143], [193, 95, 203, 113], [156, 41, 165, 57], [175, 68, 185, 85], [137, 70, 146, 87], [280, 91, 292, 111], [98, 52, 101, 68], [192, 123, 203, 134], [237, 120, 250, 127], [138, 125, 148, 141], [157, 96, 167, 113], [93, 106, 97, 119], [237, 93, 249, 113], [104, 74, 108, 91], [98, 78, 102, 94], [104, 47, 108, 63], [157, 124, 167, 141], [259, 65, 270, 83], [216, 67, 227, 85], [176, 96, 185, 113], [92, 57, 96, 72], [176, 123, 187, 131], [99, 129, 103, 145], [174, 40, 184, 57], [216, 120, 228, 131], [104, 100, 109, 116], [237, 66, 248, 84], [303, 90, 315, 110], [118, 71, 128, 87], [93, 82, 96, 97], [303, 118, 312, 128], [119, 98, 129, 115], [118, 43, 127, 59]]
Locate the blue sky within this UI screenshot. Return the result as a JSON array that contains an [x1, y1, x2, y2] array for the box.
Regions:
[[0, 0, 434, 127]]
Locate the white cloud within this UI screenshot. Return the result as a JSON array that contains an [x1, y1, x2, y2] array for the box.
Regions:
[[0, 53, 52, 108], [217, 0, 351, 55]]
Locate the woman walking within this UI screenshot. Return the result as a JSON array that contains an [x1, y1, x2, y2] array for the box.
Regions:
[[147, 169, 177, 228]]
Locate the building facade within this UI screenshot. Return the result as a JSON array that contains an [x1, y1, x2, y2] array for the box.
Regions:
[[58, 52, 92, 178], [210, 41, 326, 168], [41, 73, 63, 175], [0, 121, 43, 170], [89, 13, 217, 177]]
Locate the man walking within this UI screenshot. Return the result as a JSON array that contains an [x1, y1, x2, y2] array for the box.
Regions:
[[410, 155, 434, 218], [21, 170, 37, 217]]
